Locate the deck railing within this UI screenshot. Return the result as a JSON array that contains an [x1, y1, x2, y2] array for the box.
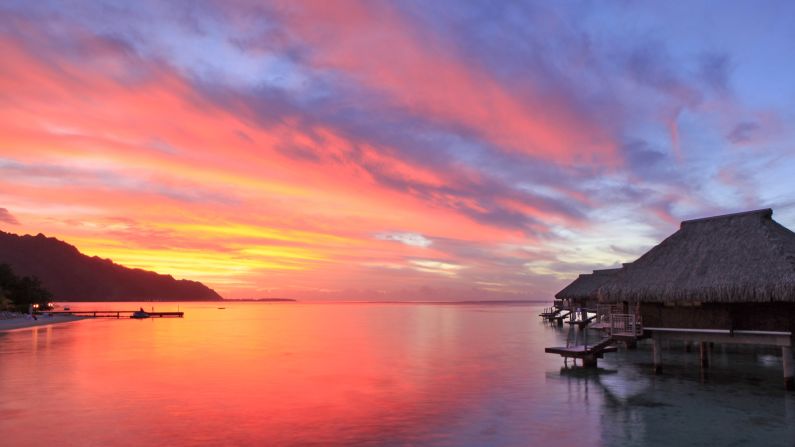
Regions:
[[609, 313, 643, 337]]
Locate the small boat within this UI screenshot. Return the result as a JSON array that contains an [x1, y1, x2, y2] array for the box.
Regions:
[[131, 310, 150, 319], [63, 306, 71, 311], [217, 307, 226, 310]]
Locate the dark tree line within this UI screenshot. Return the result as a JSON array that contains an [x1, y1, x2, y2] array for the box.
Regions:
[[0, 264, 52, 312]]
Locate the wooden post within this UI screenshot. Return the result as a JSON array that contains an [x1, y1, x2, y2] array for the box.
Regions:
[[700, 342, 710, 369], [783, 346, 794, 391], [652, 334, 662, 374]]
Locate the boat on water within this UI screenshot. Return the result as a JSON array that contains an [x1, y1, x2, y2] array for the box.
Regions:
[[131, 310, 150, 319]]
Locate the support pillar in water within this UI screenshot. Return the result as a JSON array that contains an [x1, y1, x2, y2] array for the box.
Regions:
[[652, 335, 662, 374], [700, 342, 710, 369], [783, 346, 794, 391]]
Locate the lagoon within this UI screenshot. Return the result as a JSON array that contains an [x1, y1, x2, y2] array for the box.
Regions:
[[1, 302, 793, 446]]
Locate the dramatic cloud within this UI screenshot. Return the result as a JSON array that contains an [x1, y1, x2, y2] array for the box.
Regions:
[[0, 208, 19, 225], [1, 1, 795, 299]]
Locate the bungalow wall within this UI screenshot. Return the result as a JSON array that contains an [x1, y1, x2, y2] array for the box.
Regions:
[[639, 302, 795, 332]]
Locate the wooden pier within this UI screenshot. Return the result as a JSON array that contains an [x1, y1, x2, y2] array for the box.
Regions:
[[41, 310, 184, 319]]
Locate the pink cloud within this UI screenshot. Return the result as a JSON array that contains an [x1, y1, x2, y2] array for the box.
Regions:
[[0, 208, 20, 225], [0, 25, 566, 299], [271, 1, 618, 165]]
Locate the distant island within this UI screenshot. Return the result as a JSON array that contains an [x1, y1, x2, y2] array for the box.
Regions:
[[223, 298, 296, 302], [0, 231, 222, 301]]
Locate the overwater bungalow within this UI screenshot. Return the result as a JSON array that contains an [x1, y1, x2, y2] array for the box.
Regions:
[[543, 268, 625, 366], [554, 268, 621, 328], [596, 208, 795, 388]]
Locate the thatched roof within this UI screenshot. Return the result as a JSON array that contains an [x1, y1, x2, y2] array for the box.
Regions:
[[598, 208, 795, 303], [556, 268, 621, 300]]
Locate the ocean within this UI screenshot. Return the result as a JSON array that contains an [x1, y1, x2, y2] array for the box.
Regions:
[[1, 302, 793, 446]]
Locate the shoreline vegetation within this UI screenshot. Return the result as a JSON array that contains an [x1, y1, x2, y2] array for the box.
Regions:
[[0, 312, 87, 332], [1, 263, 52, 313]]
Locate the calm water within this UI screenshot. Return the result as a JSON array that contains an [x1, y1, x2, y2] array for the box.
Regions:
[[1, 302, 794, 446]]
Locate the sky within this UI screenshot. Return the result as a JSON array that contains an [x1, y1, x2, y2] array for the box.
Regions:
[[1, 1, 795, 300]]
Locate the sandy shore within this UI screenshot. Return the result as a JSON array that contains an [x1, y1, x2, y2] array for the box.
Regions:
[[0, 315, 88, 332]]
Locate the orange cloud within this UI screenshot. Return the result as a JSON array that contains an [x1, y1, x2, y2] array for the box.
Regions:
[[0, 26, 555, 299]]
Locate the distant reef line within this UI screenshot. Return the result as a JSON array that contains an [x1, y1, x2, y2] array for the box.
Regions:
[[0, 230, 223, 302]]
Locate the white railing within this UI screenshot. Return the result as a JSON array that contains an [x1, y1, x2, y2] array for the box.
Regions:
[[609, 313, 643, 337]]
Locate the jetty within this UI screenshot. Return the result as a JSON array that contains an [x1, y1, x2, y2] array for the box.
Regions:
[[543, 209, 795, 389], [42, 310, 184, 319]]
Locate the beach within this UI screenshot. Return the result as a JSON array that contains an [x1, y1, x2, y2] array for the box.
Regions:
[[0, 314, 87, 332]]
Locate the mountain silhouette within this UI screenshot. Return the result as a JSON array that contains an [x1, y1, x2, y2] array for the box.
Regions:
[[0, 230, 222, 301]]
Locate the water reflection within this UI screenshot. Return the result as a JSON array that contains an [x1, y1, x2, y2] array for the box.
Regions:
[[547, 328, 795, 447], [0, 303, 793, 446]]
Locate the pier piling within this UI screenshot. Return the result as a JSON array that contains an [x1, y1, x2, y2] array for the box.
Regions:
[[700, 342, 710, 369], [582, 355, 597, 368], [783, 346, 794, 391], [652, 335, 662, 374]]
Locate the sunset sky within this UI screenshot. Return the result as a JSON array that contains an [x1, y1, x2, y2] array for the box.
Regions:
[[2, 1, 795, 300]]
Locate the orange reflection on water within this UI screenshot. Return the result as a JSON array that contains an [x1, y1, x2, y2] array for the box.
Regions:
[[0, 302, 586, 446]]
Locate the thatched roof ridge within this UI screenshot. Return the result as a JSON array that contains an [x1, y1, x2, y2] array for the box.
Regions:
[[594, 268, 622, 275], [598, 208, 795, 303], [556, 268, 621, 300], [680, 208, 773, 227]]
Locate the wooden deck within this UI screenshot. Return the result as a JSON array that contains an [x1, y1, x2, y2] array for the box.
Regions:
[[544, 344, 618, 357], [539, 308, 562, 318], [545, 337, 617, 367], [566, 314, 596, 328]]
